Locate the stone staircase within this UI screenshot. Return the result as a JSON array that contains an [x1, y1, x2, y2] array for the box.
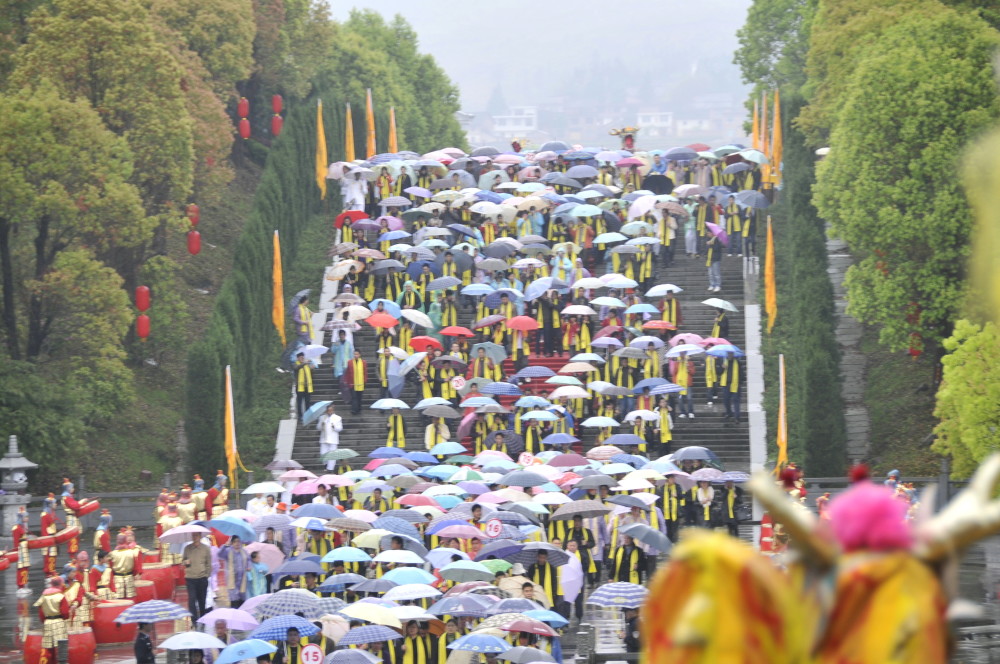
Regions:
[[289, 239, 751, 474]]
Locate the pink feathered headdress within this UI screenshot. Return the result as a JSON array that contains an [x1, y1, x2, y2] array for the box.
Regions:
[[827, 481, 913, 552]]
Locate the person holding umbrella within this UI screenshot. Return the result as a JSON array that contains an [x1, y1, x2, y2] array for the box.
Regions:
[[293, 352, 313, 423], [720, 350, 743, 423], [705, 232, 723, 293], [134, 622, 156, 664], [724, 194, 742, 256], [610, 535, 645, 584], [527, 551, 564, 618]]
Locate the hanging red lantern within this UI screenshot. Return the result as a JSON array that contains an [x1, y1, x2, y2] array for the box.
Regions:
[[187, 230, 201, 255], [136, 314, 150, 341], [237, 97, 249, 118], [186, 203, 200, 226], [271, 114, 283, 137], [238, 118, 250, 140], [272, 94, 283, 114], [908, 332, 923, 358], [135, 286, 150, 312]]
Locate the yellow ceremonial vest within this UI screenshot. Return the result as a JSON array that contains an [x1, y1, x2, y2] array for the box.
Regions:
[[352, 360, 365, 390]]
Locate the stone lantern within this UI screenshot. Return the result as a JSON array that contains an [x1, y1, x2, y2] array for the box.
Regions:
[[0, 435, 37, 549]]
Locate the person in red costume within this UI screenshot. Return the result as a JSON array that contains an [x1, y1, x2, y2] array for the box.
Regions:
[[93, 509, 112, 553], [40, 494, 58, 576], [34, 576, 70, 664], [12, 506, 30, 592], [109, 531, 143, 599]]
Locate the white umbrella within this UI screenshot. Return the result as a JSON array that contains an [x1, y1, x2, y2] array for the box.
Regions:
[[242, 482, 286, 495], [159, 631, 228, 650], [159, 524, 211, 545], [401, 309, 434, 328], [383, 583, 442, 601]]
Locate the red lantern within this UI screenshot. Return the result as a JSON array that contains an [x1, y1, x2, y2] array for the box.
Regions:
[[237, 97, 249, 118], [908, 332, 923, 359], [135, 286, 150, 312], [238, 118, 250, 140], [187, 230, 201, 255], [271, 114, 283, 137], [186, 203, 200, 226], [272, 94, 283, 114], [136, 314, 150, 341]]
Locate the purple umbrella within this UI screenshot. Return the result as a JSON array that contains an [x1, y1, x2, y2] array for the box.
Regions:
[[706, 222, 729, 246]]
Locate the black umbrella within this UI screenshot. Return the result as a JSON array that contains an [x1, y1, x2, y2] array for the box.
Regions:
[[483, 243, 517, 259], [351, 578, 398, 593], [503, 503, 542, 524], [641, 173, 674, 195], [430, 178, 457, 190], [606, 495, 651, 511], [551, 500, 612, 520], [602, 210, 623, 232], [548, 176, 582, 189], [510, 542, 570, 566], [498, 647, 556, 664], [573, 475, 619, 490], [373, 259, 405, 273], [539, 141, 569, 152], [290, 289, 311, 308], [435, 251, 473, 274], [582, 184, 614, 197], [265, 459, 303, 471], [471, 146, 500, 157]]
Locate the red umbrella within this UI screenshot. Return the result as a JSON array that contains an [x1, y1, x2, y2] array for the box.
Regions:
[[441, 326, 475, 337], [701, 337, 730, 347], [686, 143, 711, 152], [615, 157, 645, 167], [397, 494, 439, 507], [501, 619, 559, 637], [445, 581, 493, 596], [410, 336, 443, 352], [554, 472, 581, 487], [643, 320, 677, 330], [473, 314, 505, 329], [505, 316, 538, 331], [366, 313, 399, 328], [594, 325, 624, 339], [335, 210, 369, 228]]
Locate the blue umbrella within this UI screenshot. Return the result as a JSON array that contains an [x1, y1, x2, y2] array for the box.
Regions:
[[515, 395, 551, 408], [371, 464, 412, 478], [736, 189, 770, 209], [379, 230, 412, 242], [541, 193, 567, 204], [328, 650, 382, 664], [461, 283, 495, 296], [649, 382, 684, 395], [474, 539, 524, 561], [476, 191, 504, 204], [301, 400, 332, 426], [405, 451, 438, 464], [372, 517, 420, 538], [318, 572, 366, 590], [706, 344, 745, 358], [524, 277, 563, 302], [292, 503, 340, 519], [249, 615, 320, 641], [585, 581, 649, 608], [721, 471, 751, 483], [406, 260, 441, 278], [428, 595, 490, 618], [382, 567, 436, 585], [427, 518, 470, 535], [484, 289, 523, 309], [370, 398, 409, 410], [340, 625, 403, 645], [116, 600, 191, 623], [512, 366, 556, 379], [419, 465, 460, 480], [351, 578, 398, 594], [430, 441, 467, 456], [541, 433, 579, 446], [523, 609, 569, 628], [448, 634, 512, 653], [273, 559, 324, 576], [722, 162, 751, 175], [610, 454, 648, 468], [214, 640, 277, 664], [368, 298, 402, 318], [634, 377, 668, 392], [486, 597, 544, 615], [434, 495, 463, 509], [415, 397, 452, 409], [625, 303, 658, 315], [207, 517, 255, 543], [321, 547, 372, 563], [369, 446, 407, 458], [481, 382, 522, 396], [520, 410, 557, 421]]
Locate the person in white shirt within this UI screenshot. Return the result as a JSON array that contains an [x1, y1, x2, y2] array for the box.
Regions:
[[317, 404, 343, 471], [247, 494, 268, 517], [313, 484, 337, 506]]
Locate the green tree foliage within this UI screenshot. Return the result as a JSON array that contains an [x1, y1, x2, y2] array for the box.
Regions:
[[734, 0, 816, 95], [933, 320, 1000, 477], [812, 8, 1000, 352]]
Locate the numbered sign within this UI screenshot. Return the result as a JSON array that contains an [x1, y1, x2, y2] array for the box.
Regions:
[[451, 375, 466, 390], [518, 452, 536, 466], [301, 644, 324, 664], [485, 518, 503, 538]]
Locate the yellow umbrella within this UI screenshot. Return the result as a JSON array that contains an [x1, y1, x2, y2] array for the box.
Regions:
[[559, 362, 599, 374], [625, 469, 665, 482], [340, 603, 403, 629], [351, 528, 393, 549]]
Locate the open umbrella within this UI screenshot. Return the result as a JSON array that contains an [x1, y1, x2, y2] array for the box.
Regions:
[[198, 608, 259, 631], [585, 582, 648, 609], [448, 634, 511, 653], [497, 646, 555, 663], [215, 640, 277, 664], [551, 500, 611, 520], [621, 523, 671, 552], [159, 631, 228, 651], [116, 600, 191, 623], [340, 625, 403, 645]]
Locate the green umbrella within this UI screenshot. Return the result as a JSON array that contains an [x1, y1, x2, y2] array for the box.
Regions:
[[323, 449, 360, 462], [481, 559, 512, 574]]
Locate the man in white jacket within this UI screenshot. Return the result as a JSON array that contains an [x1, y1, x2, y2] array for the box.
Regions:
[[317, 404, 343, 471]]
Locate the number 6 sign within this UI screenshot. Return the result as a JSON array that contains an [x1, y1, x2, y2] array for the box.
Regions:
[[301, 644, 324, 664]]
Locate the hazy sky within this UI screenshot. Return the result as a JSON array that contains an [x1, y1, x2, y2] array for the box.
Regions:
[[329, 0, 752, 111]]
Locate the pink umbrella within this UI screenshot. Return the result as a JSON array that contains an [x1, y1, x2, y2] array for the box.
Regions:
[[493, 154, 522, 165], [278, 469, 316, 481], [365, 459, 391, 471], [701, 337, 731, 347], [532, 151, 558, 162], [397, 494, 439, 507], [457, 412, 477, 441], [239, 594, 271, 615], [669, 333, 705, 347], [159, 523, 211, 545], [705, 222, 729, 246], [517, 166, 544, 180], [291, 479, 320, 495], [436, 525, 485, 540], [475, 493, 508, 504], [343, 509, 378, 523], [317, 474, 354, 487], [615, 157, 644, 167], [244, 542, 286, 573], [222, 509, 257, 522], [197, 607, 260, 631], [375, 215, 404, 231]]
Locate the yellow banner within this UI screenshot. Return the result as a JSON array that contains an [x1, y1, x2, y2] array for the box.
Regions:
[[271, 230, 285, 345], [765, 217, 777, 333], [315, 100, 328, 199], [388, 106, 399, 153], [365, 88, 376, 158]]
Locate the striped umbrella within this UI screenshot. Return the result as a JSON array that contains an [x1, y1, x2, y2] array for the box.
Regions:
[[481, 382, 522, 396], [255, 589, 323, 620], [327, 650, 381, 664], [585, 582, 649, 609], [510, 542, 569, 566], [249, 615, 320, 641], [428, 595, 491, 618], [447, 633, 512, 653], [339, 625, 403, 645], [116, 600, 191, 623]]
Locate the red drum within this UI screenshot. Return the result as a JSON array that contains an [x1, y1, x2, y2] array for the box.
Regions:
[[173, 563, 185, 586], [73, 500, 101, 517], [24, 630, 96, 664], [134, 580, 155, 604], [54, 527, 80, 545], [143, 551, 160, 564], [92, 601, 137, 644], [140, 563, 174, 600], [26, 535, 55, 550]]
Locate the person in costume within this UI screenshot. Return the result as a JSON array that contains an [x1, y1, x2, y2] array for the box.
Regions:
[[109, 531, 143, 599], [34, 576, 70, 664], [157, 502, 184, 563], [65, 551, 98, 630], [40, 494, 58, 575], [13, 506, 30, 591], [90, 549, 115, 599]]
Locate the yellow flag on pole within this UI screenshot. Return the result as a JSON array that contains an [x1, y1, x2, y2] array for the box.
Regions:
[[388, 106, 399, 153], [775, 354, 789, 471], [271, 230, 285, 345], [765, 217, 777, 333], [751, 98, 760, 151], [365, 88, 377, 158], [770, 89, 783, 186], [760, 92, 770, 183], [315, 100, 328, 199], [345, 103, 355, 162], [224, 365, 248, 479]]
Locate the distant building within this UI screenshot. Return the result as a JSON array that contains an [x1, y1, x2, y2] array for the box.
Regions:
[[636, 111, 674, 140], [491, 106, 538, 139]]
